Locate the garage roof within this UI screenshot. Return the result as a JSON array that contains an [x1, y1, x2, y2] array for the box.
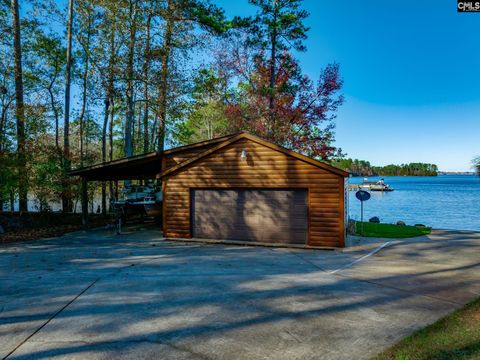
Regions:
[[161, 132, 350, 178]]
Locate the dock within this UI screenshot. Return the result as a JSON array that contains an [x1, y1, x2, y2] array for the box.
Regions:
[[348, 179, 394, 192]]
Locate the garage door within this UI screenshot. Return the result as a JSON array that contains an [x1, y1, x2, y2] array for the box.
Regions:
[[192, 189, 308, 244]]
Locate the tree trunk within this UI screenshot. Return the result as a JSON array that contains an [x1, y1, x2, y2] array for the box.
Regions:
[[143, 3, 152, 153], [102, 29, 115, 214], [150, 114, 157, 150], [11, 0, 28, 212], [63, 0, 74, 213], [0, 98, 12, 151], [136, 104, 142, 153], [109, 98, 114, 207], [109, 98, 114, 163], [268, 2, 278, 139], [78, 9, 92, 167], [10, 189, 14, 213], [0, 107, 4, 151], [157, 0, 174, 152], [47, 78, 60, 149], [125, 0, 137, 158], [101, 96, 110, 214]]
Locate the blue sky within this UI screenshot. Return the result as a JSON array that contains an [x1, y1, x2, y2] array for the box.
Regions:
[[221, 0, 480, 171]]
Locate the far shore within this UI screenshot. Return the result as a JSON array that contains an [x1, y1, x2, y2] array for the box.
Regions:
[[349, 172, 476, 177]]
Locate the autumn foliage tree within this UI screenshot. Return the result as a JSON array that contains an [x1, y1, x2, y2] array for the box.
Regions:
[[224, 52, 344, 159]]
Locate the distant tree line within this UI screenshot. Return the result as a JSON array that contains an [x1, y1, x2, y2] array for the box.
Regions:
[[331, 158, 438, 177]]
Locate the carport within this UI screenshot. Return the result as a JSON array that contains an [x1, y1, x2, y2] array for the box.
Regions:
[[69, 152, 163, 225], [69, 134, 236, 226], [70, 132, 349, 248]]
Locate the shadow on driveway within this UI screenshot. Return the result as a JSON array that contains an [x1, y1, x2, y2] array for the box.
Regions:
[[1, 226, 479, 360]]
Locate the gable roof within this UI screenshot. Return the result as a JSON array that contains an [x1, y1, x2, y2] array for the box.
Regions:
[[160, 132, 349, 178]]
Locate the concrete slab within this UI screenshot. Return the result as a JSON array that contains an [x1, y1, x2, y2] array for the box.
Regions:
[[1, 226, 479, 359], [341, 230, 480, 305]]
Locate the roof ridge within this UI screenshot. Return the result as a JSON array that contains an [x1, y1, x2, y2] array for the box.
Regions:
[[163, 132, 242, 155]]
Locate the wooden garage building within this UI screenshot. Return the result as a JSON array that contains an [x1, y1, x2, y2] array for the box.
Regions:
[[71, 132, 349, 248]]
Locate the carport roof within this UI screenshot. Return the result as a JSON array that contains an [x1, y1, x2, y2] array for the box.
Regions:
[[68, 133, 238, 181], [68, 152, 163, 181]]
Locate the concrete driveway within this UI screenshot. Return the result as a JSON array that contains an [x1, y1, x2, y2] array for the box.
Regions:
[[1, 226, 479, 360]]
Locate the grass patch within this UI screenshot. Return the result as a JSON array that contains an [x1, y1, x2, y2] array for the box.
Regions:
[[355, 221, 431, 238], [372, 297, 480, 360]]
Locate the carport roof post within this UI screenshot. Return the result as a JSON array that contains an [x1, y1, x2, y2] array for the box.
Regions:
[[81, 177, 88, 226]]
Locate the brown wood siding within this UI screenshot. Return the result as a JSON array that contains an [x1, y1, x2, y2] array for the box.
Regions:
[[163, 138, 345, 247]]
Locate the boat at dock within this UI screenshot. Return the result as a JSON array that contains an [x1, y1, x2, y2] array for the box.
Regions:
[[348, 178, 394, 192]]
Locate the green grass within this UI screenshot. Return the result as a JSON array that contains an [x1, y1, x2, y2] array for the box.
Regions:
[[355, 221, 431, 238], [372, 297, 480, 360]]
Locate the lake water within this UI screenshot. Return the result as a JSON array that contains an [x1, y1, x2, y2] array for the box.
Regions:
[[348, 175, 480, 231], [4, 174, 479, 231]]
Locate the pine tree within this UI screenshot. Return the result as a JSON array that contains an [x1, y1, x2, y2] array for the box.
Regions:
[[248, 0, 309, 132]]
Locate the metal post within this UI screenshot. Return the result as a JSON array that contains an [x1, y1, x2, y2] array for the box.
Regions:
[[81, 177, 89, 226], [360, 200, 364, 235]]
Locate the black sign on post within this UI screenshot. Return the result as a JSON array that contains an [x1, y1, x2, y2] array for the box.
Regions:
[[355, 190, 371, 202], [458, 1, 480, 12], [355, 190, 371, 235]]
